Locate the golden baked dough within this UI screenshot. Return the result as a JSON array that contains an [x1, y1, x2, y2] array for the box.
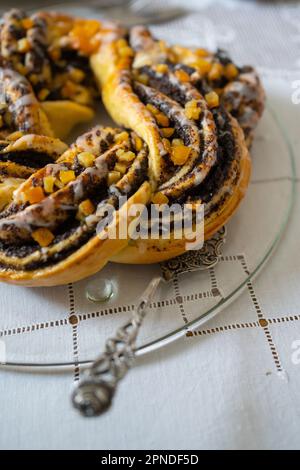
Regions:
[[0, 177, 25, 212], [41, 101, 95, 141], [0, 67, 53, 138], [112, 116, 250, 263], [0, 126, 151, 286], [0, 9, 125, 139], [0, 68, 67, 212], [90, 29, 252, 264]]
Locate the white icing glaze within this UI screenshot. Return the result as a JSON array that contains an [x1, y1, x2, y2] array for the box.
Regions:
[[13, 93, 37, 109]]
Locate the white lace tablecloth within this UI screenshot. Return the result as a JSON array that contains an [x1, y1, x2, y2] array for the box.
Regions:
[[0, 0, 300, 450]]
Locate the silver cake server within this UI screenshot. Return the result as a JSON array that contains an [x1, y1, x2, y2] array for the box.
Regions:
[[72, 226, 226, 417]]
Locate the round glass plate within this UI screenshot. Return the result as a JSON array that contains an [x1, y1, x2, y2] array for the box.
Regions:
[[0, 103, 295, 368]]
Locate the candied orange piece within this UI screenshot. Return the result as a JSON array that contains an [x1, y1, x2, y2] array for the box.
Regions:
[[205, 91, 220, 108], [151, 192, 169, 205], [69, 19, 101, 55], [108, 171, 121, 185], [114, 131, 129, 143], [172, 138, 184, 147], [114, 162, 128, 174], [155, 64, 168, 73], [146, 104, 159, 115], [43, 176, 56, 194], [171, 146, 191, 165], [32, 228, 54, 247], [134, 135, 143, 151], [21, 18, 34, 30], [156, 113, 170, 127], [185, 100, 201, 120], [17, 38, 31, 53], [77, 152, 95, 168], [190, 58, 212, 76], [78, 199, 95, 217], [25, 186, 45, 204], [59, 170, 75, 185], [161, 128, 175, 138], [175, 69, 190, 82], [224, 63, 239, 80], [195, 48, 210, 58], [208, 63, 224, 81], [116, 150, 136, 163], [69, 67, 85, 83]]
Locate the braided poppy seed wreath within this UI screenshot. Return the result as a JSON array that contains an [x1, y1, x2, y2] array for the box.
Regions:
[[0, 9, 265, 287]]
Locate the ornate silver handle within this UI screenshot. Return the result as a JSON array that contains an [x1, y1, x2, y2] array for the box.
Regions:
[[72, 276, 162, 417]]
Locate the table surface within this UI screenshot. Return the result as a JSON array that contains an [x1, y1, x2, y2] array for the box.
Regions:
[[0, 0, 300, 450]]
